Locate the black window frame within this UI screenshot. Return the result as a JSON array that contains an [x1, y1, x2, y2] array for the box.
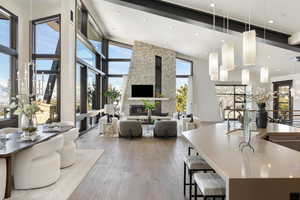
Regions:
[[215, 84, 247, 120], [107, 41, 132, 99], [175, 57, 193, 112], [76, 0, 105, 132], [0, 6, 18, 128], [31, 14, 62, 123]]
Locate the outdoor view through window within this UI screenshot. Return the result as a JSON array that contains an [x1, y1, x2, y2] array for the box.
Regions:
[[0, 10, 12, 120]]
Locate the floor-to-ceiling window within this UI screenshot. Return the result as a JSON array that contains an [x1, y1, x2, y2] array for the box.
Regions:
[[32, 15, 61, 124], [108, 41, 132, 93], [76, 0, 105, 132], [176, 58, 192, 113], [215, 85, 246, 120], [0, 6, 18, 128]]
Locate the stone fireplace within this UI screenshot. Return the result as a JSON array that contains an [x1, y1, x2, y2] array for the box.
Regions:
[[122, 41, 176, 116]]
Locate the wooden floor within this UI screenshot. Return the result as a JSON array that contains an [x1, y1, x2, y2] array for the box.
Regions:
[[69, 128, 189, 200]]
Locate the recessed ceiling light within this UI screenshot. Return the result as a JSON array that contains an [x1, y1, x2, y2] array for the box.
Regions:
[[267, 56, 271, 59], [210, 3, 215, 8], [268, 20, 274, 24]]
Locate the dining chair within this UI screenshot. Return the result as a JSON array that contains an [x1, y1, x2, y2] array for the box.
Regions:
[[0, 159, 6, 200], [13, 135, 64, 189], [58, 128, 79, 168]]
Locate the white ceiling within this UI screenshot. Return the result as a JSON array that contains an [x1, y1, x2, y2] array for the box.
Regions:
[[91, 0, 300, 77], [163, 0, 300, 34]]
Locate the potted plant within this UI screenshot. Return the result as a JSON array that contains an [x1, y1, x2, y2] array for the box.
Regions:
[[10, 94, 41, 137], [142, 100, 159, 123], [104, 88, 121, 114], [247, 88, 276, 128]]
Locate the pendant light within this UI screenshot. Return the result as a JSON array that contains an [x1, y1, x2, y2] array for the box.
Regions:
[[222, 13, 235, 71], [222, 43, 235, 71], [242, 69, 250, 85], [209, 52, 219, 81], [243, 5, 256, 66], [220, 66, 228, 81], [243, 30, 256, 66], [260, 0, 269, 83], [260, 66, 269, 83]]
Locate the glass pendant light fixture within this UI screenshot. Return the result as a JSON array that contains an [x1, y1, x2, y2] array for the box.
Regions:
[[222, 43, 235, 71], [222, 14, 235, 71], [243, 30, 256, 66], [260, 66, 269, 83], [243, 5, 256, 66], [209, 52, 219, 81], [260, 0, 269, 83], [242, 69, 250, 85], [220, 65, 228, 81]]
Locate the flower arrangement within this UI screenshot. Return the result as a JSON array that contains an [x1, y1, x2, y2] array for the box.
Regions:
[[247, 87, 276, 105], [10, 94, 41, 133]]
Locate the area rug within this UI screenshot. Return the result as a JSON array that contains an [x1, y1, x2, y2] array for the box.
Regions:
[[10, 149, 104, 200]]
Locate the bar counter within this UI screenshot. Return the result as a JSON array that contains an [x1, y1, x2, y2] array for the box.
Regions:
[[183, 122, 300, 200]]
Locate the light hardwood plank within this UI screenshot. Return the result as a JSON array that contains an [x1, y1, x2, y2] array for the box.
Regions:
[[69, 128, 189, 200]]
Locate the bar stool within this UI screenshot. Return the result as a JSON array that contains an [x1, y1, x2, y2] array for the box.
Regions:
[[184, 147, 214, 200], [193, 172, 226, 200]]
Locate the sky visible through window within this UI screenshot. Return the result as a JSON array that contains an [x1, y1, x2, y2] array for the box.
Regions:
[[77, 40, 96, 67], [35, 22, 59, 54], [0, 19, 11, 109], [108, 77, 123, 91], [109, 44, 132, 59], [109, 62, 130, 74], [176, 58, 191, 75]]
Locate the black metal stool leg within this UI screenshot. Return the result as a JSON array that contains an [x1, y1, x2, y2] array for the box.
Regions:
[[189, 170, 192, 200], [194, 181, 197, 200], [184, 162, 186, 196]]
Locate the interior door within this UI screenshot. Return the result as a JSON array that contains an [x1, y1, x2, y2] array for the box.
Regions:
[[273, 80, 293, 122]]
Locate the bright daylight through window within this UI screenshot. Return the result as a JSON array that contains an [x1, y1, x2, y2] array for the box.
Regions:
[[176, 58, 192, 113]]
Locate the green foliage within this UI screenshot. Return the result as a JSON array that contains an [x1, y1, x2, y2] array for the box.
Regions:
[[176, 84, 188, 112], [142, 100, 159, 111], [104, 88, 121, 104]]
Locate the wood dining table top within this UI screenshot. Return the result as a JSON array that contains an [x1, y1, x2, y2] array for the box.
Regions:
[[0, 125, 73, 158]]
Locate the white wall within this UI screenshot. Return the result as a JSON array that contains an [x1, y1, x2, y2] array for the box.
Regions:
[[192, 58, 222, 122]]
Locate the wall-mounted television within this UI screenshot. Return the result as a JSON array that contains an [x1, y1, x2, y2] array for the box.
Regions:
[[131, 85, 153, 97]]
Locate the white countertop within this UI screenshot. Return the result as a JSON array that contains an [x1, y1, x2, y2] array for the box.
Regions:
[[183, 122, 300, 180]]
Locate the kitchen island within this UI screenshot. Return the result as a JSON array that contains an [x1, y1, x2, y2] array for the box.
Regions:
[[183, 122, 300, 200]]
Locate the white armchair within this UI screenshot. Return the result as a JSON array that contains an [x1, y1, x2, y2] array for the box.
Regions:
[[0, 159, 6, 200], [58, 128, 79, 168], [13, 135, 64, 189]]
